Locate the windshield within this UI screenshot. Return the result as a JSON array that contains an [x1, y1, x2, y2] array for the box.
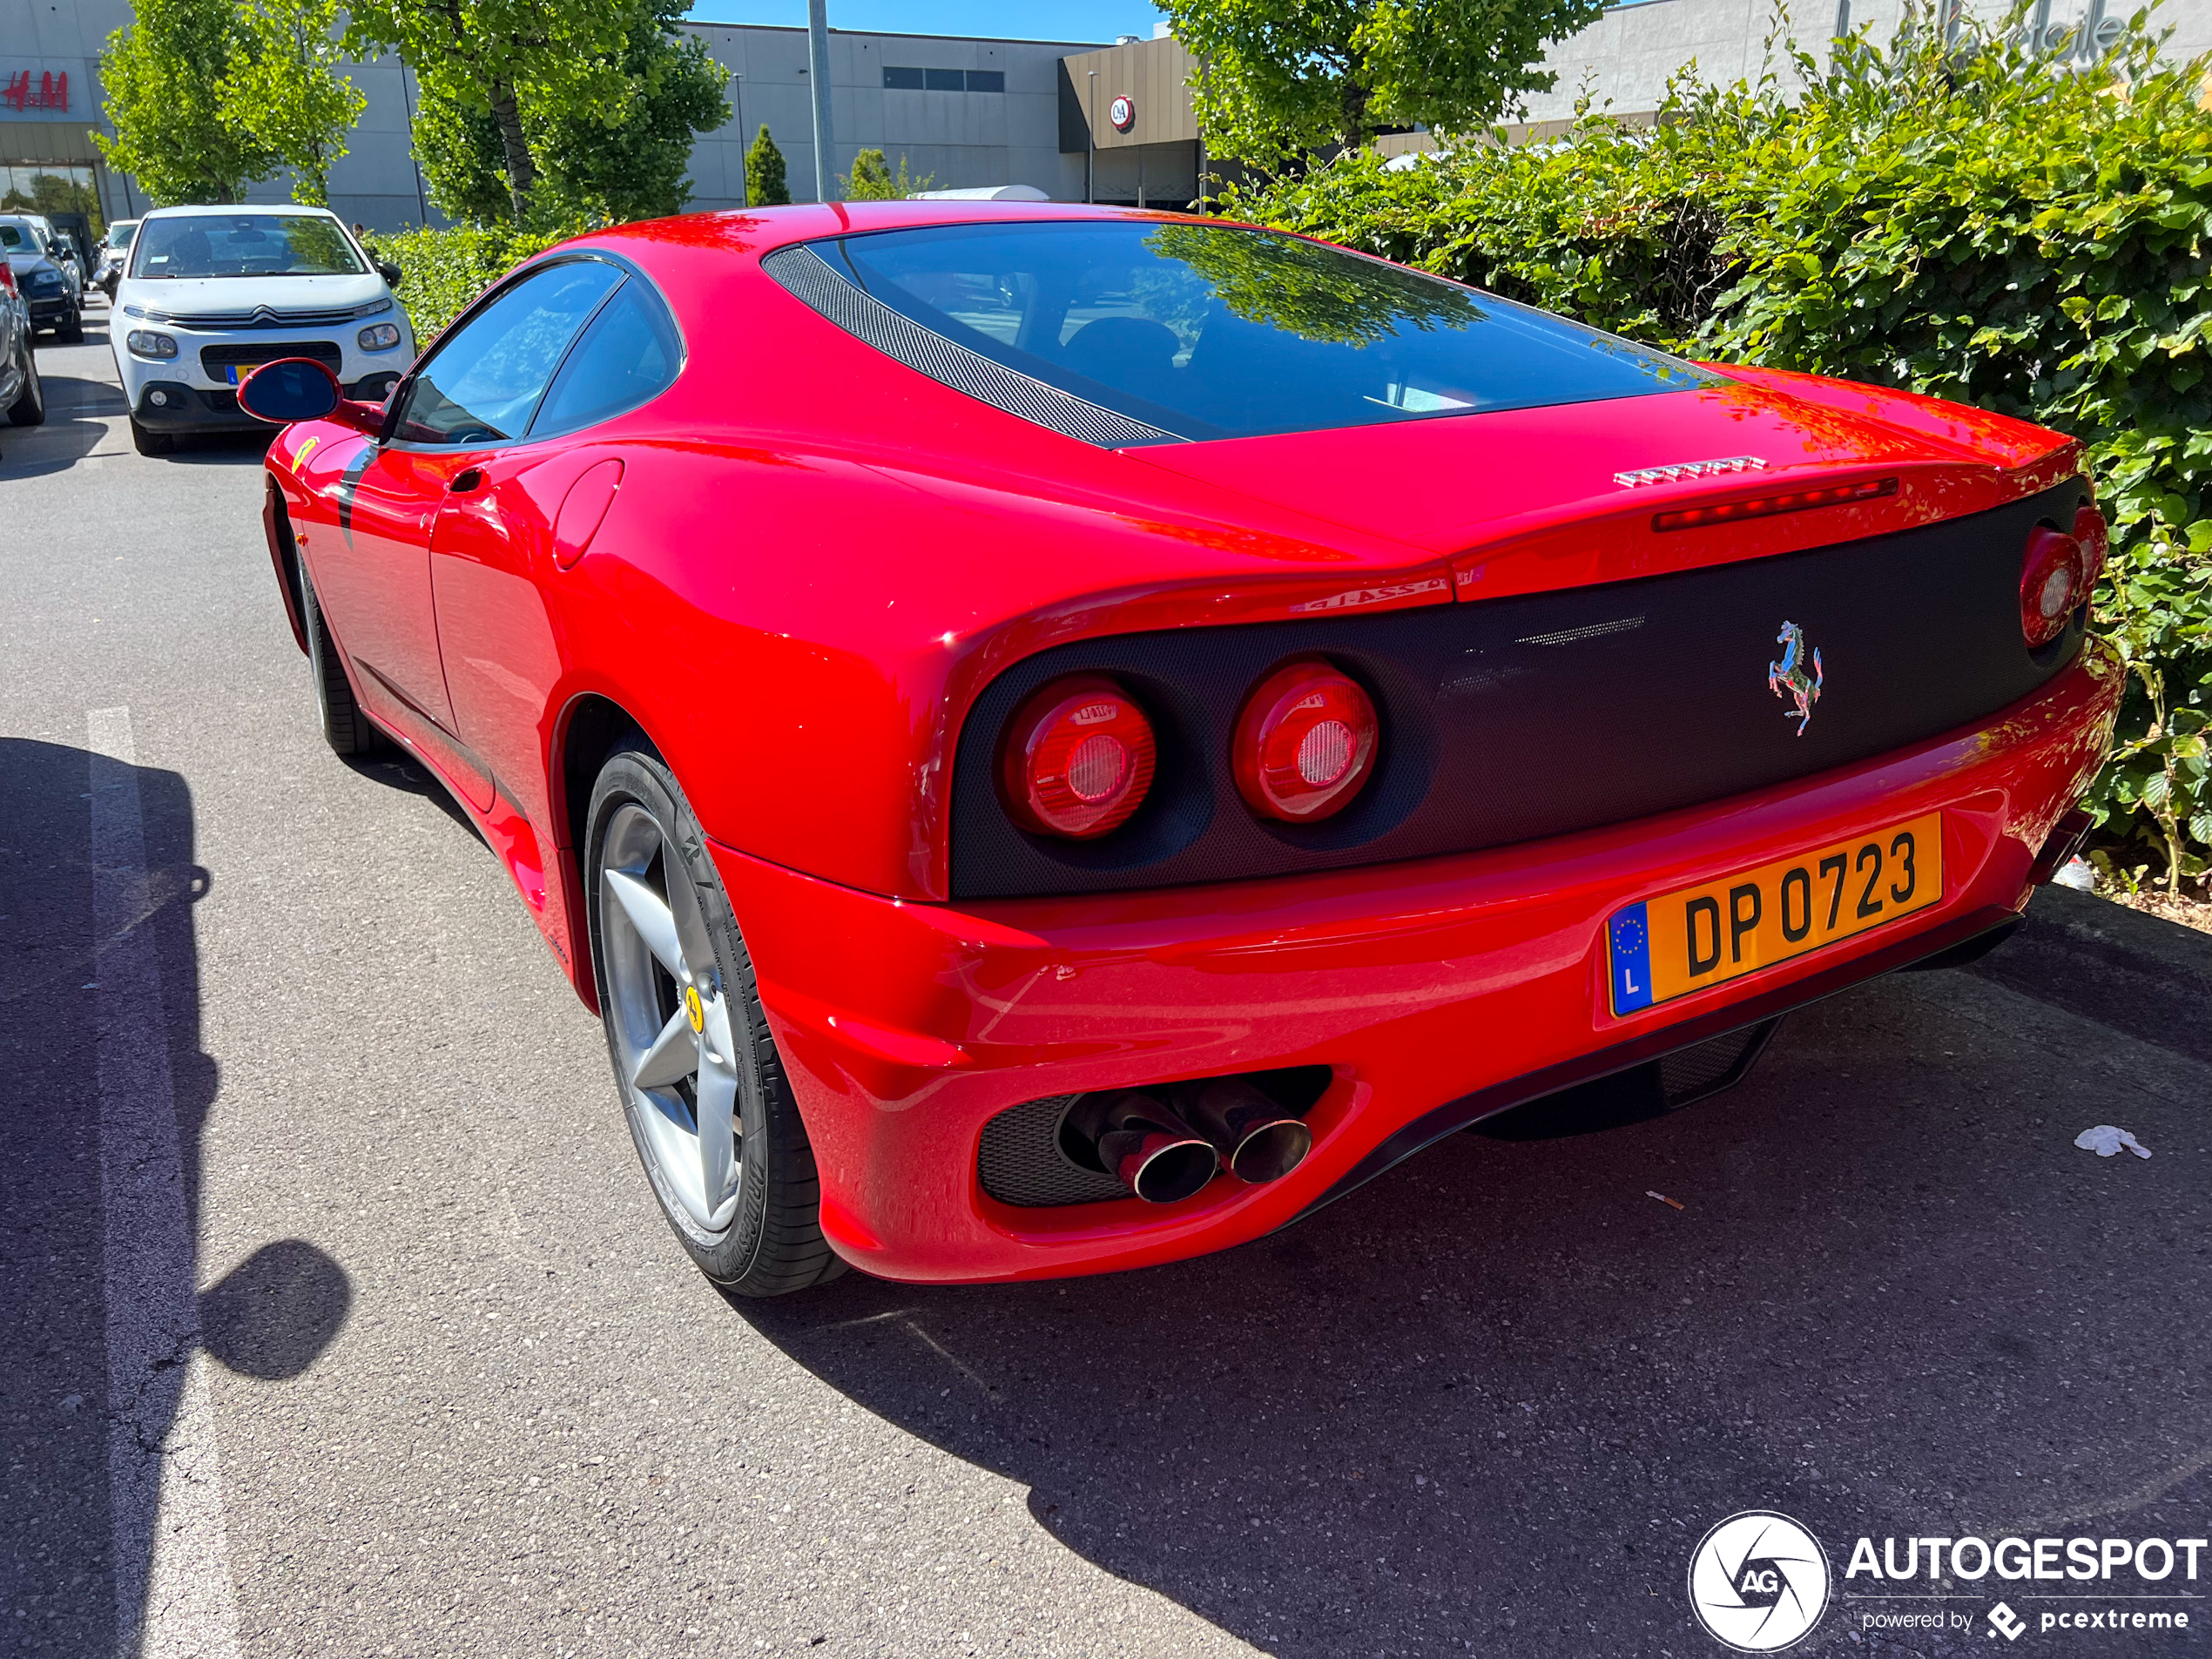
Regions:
[[107, 223, 138, 248], [132, 213, 364, 280], [824, 220, 1710, 441], [0, 224, 33, 253]]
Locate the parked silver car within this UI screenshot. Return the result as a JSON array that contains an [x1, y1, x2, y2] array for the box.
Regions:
[[0, 257, 47, 446], [96, 219, 139, 297]]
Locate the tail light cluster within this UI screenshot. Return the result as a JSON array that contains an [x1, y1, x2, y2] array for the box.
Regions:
[[998, 657, 1379, 840], [998, 676, 1157, 838], [2020, 503, 2107, 648]]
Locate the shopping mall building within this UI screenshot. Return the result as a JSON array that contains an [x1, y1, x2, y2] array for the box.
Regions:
[[3, 0, 2205, 234]]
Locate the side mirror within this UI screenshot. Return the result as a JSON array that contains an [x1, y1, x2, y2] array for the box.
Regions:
[[375, 258, 403, 290], [238, 357, 382, 436]]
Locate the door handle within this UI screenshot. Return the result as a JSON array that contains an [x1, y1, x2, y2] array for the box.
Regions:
[[450, 468, 486, 496]]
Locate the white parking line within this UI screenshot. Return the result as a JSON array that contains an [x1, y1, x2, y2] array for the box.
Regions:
[[88, 706, 243, 1659]]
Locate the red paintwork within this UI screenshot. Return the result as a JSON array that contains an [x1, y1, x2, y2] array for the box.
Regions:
[[258, 201, 2120, 1283]]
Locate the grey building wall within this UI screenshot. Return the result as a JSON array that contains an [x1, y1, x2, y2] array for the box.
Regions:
[[684, 24, 1095, 209], [1519, 0, 2212, 125], [0, 7, 1097, 233]]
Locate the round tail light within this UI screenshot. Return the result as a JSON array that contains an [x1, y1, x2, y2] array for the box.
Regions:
[[1233, 659, 1379, 822], [998, 675, 1157, 839], [2073, 502, 2110, 592], [2020, 525, 2087, 647]]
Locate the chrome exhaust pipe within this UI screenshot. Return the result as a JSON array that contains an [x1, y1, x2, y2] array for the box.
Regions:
[[1065, 1091, 1219, 1204], [1183, 1077, 1312, 1185]]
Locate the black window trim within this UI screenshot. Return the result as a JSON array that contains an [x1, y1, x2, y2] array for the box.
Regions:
[[379, 246, 687, 452]]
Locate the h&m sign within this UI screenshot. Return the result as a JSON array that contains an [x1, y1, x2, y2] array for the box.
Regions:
[[2, 70, 70, 112]]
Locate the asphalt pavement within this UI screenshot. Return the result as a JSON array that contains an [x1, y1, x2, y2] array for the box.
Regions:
[[3, 300, 2209, 1659]]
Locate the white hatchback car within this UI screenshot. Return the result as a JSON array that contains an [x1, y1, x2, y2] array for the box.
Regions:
[[113, 204, 416, 455]]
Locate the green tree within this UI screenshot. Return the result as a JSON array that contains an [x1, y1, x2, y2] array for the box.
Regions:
[[840, 148, 932, 200], [1157, 0, 1608, 167], [532, 0, 727, 221], [745, 125, 790, 206], [410, 77, 513, 222], [345, 0, 646, 220], [405, 0, 725, 224], [95, 0, 273, 204], [219, 0, 367, 207]]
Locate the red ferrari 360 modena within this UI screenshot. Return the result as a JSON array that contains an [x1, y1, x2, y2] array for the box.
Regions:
[[244, 201, 2117, 1294]]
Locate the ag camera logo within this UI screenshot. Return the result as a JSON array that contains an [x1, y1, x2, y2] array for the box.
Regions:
[[1688, 1511, 1831, 1651]]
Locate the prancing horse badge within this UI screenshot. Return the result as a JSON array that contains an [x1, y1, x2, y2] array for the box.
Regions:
[[1768, 621, 1824, 736]]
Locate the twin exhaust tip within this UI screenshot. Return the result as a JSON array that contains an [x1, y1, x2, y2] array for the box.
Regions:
[[1066, 1078, 1316, 1204]]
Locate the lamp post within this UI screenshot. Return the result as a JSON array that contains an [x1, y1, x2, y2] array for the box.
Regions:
[[1086, 69, 1096, 203], [398, 54, 429, 226], [731, 72, 745, 207], [808, 0, 838, 203]]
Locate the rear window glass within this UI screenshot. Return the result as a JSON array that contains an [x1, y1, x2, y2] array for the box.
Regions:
[[825, 220, 1709, 441]]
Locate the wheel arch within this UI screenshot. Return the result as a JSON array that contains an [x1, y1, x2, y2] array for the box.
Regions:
[[550, 690, 668, 1011], [261, 475, 310, 654]]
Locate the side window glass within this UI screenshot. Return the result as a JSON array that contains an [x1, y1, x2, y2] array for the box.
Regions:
[[394, 260, 621, 446], [529, 279, 682, 437]]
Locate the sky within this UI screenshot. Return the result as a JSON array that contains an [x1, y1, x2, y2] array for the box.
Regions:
[[684, 1, 1166, 44]]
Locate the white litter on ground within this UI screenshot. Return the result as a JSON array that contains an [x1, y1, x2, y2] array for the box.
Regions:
[[2051, 856, 2097, 891], [2075, 1125, 2153, 1159]]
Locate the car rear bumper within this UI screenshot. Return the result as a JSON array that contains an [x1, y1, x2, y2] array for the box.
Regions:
[[714, 640, 2123, 1285]]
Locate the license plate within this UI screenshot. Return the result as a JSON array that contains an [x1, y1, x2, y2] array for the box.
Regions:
[[224, 365, 242, 385], [1608, 811, 1943, 1015]]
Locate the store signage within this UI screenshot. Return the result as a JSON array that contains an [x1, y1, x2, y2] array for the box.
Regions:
[[3, 70, 70, 112], [2022, 0, 2126, 62], [1109, 94, 1135, 132]]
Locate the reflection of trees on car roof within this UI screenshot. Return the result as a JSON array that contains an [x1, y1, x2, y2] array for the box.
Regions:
[[1145, 224, 1482, 348]]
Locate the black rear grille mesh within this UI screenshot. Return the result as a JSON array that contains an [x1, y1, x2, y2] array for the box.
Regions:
[[978, 1096, 1129, 1207], [950, 480, 2090, 900]]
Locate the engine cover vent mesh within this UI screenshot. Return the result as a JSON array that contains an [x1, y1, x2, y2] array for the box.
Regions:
[[761, 244, 1178, 449]]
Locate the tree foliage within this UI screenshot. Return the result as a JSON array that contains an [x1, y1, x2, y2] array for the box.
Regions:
[[219, 0, 367, 206], [1224, 10, 2212, 890], [345, 0, 650, 221], [97, 0, 272, 204], [1157, 0, 1607, 167], [400, 0, 726, 226], [97, 0, 362, 206], [746, 125, 790, 207], [840, 149, 933, 200]]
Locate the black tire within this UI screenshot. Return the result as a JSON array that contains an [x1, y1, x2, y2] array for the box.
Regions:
[[57, 307, 83, 345], [129, 417, 173, 456], [4, 340, 41, 426], [585, 745, 845, 1297], [297, 553, 383, 756]]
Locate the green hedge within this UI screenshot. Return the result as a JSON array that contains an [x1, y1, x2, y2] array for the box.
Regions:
[[1226, 18, 2212, 892], [375, 222, 575, 344]]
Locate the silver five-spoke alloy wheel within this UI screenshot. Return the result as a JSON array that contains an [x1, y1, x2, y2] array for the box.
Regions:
[[598, 801, 744, 1233]]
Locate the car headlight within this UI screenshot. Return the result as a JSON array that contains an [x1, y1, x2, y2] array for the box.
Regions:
[[126, 330, 179, 360], [25, 271, 61, 293], [358, 322, 401, 352]]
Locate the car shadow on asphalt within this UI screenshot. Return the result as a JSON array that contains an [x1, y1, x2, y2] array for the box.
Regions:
[[732, 897, 2212, 1657], [0, 737, 351, 1655], [0, 353, 125, 479]]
